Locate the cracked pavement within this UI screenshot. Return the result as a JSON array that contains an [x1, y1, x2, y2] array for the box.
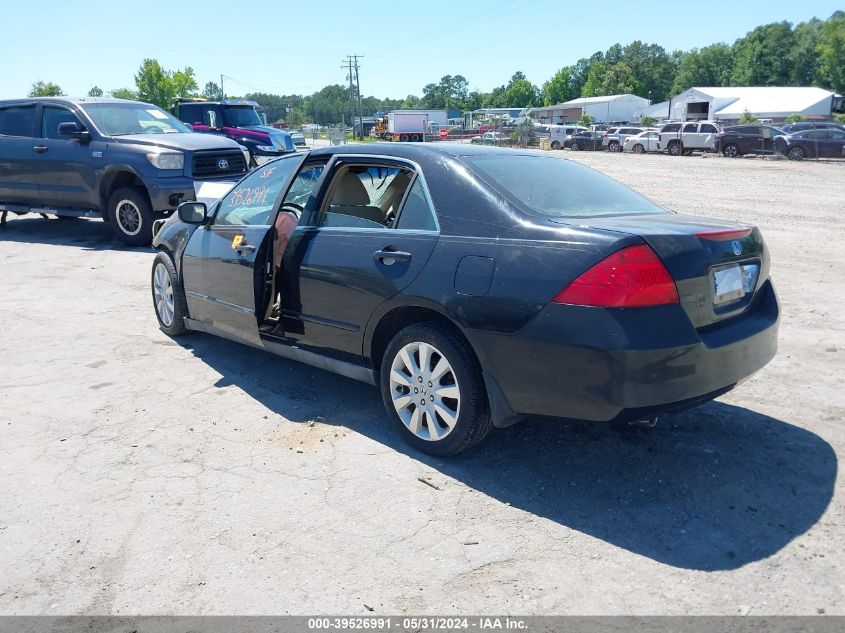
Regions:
[[0, 151, 843, 615]]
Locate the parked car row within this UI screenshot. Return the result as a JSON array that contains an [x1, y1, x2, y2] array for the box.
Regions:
[[548, 120, 845, 160]]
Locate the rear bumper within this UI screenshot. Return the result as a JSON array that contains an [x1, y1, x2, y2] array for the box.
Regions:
[[466, 280, 779, 424]]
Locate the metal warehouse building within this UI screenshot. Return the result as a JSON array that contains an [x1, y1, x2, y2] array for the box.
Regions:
[[529, 94, 651, 124], [635, 86, 844, 123]]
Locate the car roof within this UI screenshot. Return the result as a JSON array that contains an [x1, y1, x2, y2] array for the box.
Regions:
[[308, 142, 540, 162], [0, 96, 156, 106]]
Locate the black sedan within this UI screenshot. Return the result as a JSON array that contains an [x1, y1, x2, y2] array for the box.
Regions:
[[774, 128, 845, 160], [568, 131, 605, 151], [151, 144, 779, 455]]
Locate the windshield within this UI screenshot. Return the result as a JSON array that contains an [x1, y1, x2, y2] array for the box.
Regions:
[[82, 103, 189, 136], [223, 106, 263, 127], [462, 154, 666, 219]]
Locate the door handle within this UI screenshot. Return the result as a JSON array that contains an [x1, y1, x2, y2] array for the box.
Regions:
[[235, 244, 256, 254], [33, 145, 48, 153], [373, 248, 411, 264]]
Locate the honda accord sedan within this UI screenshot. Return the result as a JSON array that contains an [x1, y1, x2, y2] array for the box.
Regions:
[[150, 144, 778, 455]]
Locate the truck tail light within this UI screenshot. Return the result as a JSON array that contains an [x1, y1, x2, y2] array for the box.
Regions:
[[552, 244, 679, 308]]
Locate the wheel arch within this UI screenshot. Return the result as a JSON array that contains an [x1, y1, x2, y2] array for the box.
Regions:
[[99, 169, 149, 219], [366, 302, 476, 373]]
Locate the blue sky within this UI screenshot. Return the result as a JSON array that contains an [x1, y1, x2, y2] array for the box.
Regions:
[[3, 0, 842, 100]]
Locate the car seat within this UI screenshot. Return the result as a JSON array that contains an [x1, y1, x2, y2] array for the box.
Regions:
[[327, 171, 385, 225]]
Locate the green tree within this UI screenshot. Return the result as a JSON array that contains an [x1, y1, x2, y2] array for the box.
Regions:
[[639, 115, 658, 127], [110, 88, 138, 100], [785, 113, 803, 123], [671, 43, 734, 94], [789, 19, 823, 85], [134, 58, 198, 108], [504, 71, 539, 107], [816, 14, 845, 92], [731, 22, 795, 86], [87, 86, 103, 97], [202, 81, 224, 100], [420, 75, 470, 110], [621, 41, 676, 102], [400, 94, 421, 109], [578, 113, 594, 127], [29, 81, 63, 97], [739, 109, 758, 123], [581, 62, 608, 96], [542, 67, 575, 105]]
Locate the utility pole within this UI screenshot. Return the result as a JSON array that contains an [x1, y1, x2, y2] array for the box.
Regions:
[[220, 74, 225, 98], [342, 55, 365, 140]]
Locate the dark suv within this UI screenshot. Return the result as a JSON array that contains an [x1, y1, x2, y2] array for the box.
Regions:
[[0, 97, 249, 244], [173, 98, 294, 165], [717, 125, 785, 157]]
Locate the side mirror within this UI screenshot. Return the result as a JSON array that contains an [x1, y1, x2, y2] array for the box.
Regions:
[[58, 122, 90, 143], [178, 201, 207, 224]]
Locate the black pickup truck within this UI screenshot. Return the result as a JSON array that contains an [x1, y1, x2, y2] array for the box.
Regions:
[[0, 97, 249, 244]]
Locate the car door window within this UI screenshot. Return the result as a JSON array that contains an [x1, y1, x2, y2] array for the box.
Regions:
[[699, 124, 719, 134], [661, 124, 681, 133], [394, 177, 438, 232], [683, 123, 699, 133], [41, 106, 83, 139], [0, 105, 36, 137], [214, 157, 301, 226], [318, 164, 414, 229], [283, 163, 325, 208]]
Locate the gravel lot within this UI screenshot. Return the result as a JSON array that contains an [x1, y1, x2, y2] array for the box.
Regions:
[[1, 150, 842, 615]]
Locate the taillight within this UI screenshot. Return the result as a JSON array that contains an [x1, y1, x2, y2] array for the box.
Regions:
[[552, 244, 679, 308]]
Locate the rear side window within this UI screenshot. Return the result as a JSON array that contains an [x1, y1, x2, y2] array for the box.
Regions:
[[0, 105, 36, 137], [607, 127, 619, 134], [463, 155, 666, 219], [395, 178, 437, 231], [683, 123, 699, 133], [41, 106, 83, 139], [700, 123, 719, 134], [661, 123, 680, 133], [177, 103, 201, 124]]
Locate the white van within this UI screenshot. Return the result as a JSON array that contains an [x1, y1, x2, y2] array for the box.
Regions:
[[548, 125, 587, 150]]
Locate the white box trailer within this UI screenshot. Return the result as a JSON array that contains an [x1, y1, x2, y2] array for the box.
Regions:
[[387, 110, 447, 141]]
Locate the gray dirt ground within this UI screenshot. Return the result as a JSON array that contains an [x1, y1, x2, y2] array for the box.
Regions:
[[0, 150, 843, 615]]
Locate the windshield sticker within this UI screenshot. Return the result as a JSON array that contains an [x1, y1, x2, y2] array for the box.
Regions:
[[228, 185, 270, 209], [146, 109, 169, 120], [259, 166, 277, 179]]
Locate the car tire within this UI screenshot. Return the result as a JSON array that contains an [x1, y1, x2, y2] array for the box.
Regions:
[[787, 146, 805, 161], [380, 323, 492, 456], [608, 141, 619, 152], [571, 141, 580, 151], [151, 251, 188, 337], [551, 140, 560, 150], [668, 141, 682, 156], [108, 187, 153, 246], [632, 143, 644, 154], [722, 143, 740, 158], [400, 134, 409, 142]]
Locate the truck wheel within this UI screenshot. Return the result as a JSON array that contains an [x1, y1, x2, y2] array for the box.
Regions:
[[400, 134, 409, 142], [108, 187, 153, 246], [151, 251, 188, 337], [668, 141, 682, 156], [551, 140, 560, 150], [380, 323, 492, 456]]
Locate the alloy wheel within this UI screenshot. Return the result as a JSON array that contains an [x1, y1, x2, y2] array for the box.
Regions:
[[153, 262, 175, 327], [389, 341, 461, 442], [116, 200, 142, 236], [788, 147, 805, 161]]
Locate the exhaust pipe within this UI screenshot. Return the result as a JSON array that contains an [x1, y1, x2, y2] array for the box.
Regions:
[[628, 416, 658, 428]]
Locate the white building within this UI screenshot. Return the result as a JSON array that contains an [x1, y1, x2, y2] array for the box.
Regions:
[[634, 87, 843, 123], [529, 94, 651, 124]]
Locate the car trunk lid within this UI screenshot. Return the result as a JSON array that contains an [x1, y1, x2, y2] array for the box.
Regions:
[[549, 213, 770, 328]]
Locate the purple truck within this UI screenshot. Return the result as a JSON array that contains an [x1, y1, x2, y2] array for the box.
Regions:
[[172, 98, 294, 166]]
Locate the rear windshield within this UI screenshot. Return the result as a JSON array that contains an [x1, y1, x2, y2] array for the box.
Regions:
[[462, 154, 666, 219]]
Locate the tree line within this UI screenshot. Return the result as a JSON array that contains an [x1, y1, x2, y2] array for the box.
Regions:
[[28, 11, 844, 125]]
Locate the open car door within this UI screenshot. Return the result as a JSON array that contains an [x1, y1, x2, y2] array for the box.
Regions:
[[181, 154, 307, 344]]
